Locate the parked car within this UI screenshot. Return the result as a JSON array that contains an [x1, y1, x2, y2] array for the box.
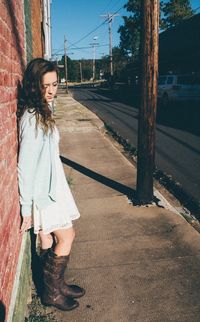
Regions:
[[158, 74, 200, 107]]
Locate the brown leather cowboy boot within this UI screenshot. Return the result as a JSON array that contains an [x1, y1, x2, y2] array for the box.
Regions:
[[42, 250, 79, 311], [47, 249, 85, 299]]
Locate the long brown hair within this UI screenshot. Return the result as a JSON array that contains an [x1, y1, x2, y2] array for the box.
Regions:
[[17, 58, 58, 134]]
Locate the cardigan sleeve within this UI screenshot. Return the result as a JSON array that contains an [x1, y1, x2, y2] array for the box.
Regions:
[[17, 113, 44, 217]]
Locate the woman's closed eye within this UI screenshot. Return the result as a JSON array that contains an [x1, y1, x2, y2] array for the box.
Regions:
[[44, 82, 58, 89]]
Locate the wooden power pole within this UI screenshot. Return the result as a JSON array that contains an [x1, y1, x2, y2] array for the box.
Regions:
[[100, 13, 119, 80], [136, 0, 159, 203]]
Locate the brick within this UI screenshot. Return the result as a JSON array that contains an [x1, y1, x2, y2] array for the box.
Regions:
[[0, 0, 44, 319]]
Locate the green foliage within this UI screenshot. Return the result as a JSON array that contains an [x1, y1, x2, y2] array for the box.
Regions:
[[58, 0, 194, 84], [160, 0, 194, 29], [81, 60, 93, 80], [118, 0, 141, 59], [97, 47, 129, 82], [59, 56, 93, 82], [118, 0, 194, 58], [112, 46, 130, 81]]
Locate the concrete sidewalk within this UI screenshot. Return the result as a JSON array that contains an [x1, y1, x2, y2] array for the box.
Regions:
[[51, 88, 200, 322]]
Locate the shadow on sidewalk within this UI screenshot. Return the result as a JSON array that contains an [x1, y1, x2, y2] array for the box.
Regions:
[[60, 156, 137, 200], [0, 301, 6, 322], [30, 231, 43, 297]]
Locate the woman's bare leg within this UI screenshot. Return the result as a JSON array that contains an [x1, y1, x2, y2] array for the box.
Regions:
[[39, 231, 53, 250], [53, 227, 75, 256]]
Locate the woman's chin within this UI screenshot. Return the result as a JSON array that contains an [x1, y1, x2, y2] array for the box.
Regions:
[[46, 98, 53, 103]]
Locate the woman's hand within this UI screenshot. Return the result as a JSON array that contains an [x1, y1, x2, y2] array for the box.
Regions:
[[20, 216, 32, 233]]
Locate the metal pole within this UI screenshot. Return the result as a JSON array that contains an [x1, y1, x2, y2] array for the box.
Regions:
[[90, 41, 99, 84], [64, 35, 68, 93], [136, 0, 159, 203], [79, 61, 82, 83], [93, 44, 95, 82]]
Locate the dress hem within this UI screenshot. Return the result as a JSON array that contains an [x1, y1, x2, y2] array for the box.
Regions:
[[33, 214, 80, 235]]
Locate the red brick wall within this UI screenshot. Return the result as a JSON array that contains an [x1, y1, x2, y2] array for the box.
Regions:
[[0, 0, 26, 319], [32, 0, 43, 57]]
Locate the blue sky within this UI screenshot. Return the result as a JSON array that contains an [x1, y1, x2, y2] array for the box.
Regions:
[[51, 0, 200, 61]]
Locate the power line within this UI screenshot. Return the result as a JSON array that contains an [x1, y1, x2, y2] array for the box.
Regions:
[[101, 0, 114, 13], [106, 0, 126, 12], [181, 5, 200, 21], [67, 39, 92, 55], [70, 44, 109, 50], [68, 5, 124, 48], [52, 5, 124, 57], [69, 21, 108, 48], [53, 44, 109, 56], [194, 6, 200, 13]]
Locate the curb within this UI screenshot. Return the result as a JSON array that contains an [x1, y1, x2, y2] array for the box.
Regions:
[[67, 94, 199, 229]]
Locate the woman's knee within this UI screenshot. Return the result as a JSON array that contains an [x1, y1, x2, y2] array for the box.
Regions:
[[39, 231, 53, 249], [54, 227, 75, 245]]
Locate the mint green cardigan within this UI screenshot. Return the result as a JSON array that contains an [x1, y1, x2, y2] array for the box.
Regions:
[[17, 110, 57, 217]]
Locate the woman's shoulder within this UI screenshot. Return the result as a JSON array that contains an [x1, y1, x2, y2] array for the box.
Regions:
[[19, 109, 36, 128], [19, 110, 46, 140]]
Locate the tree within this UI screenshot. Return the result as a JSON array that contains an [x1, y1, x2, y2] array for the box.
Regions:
[[81, 60, 93, 81], [97, 47, 128, 82], [118, 0, 141, 59], [67, 58, 79, 82], [160, 0, 194, 29], [118, 0, 194, 58]]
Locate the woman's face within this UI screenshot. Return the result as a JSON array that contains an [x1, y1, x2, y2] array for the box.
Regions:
[[42, 71, 58, 103]]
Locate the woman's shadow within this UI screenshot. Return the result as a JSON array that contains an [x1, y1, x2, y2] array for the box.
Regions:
[[0, 301, 6, 322], [30, 231, 44, 297]]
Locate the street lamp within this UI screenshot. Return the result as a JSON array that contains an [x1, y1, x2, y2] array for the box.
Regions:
[[90, 36, 99, 83], [64, 35, 73, 94]]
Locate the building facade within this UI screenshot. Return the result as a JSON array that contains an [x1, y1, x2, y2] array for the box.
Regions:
[[0, 1, 52, 321]]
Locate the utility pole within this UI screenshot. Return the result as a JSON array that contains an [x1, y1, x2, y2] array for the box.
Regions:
[[90, 37, 99, 84], [136, 0, 159, 203], [101, 13, 119, 80], [64, 35, 68, 93], [92, 44, 95, 81], [79, 61, 82, 83]]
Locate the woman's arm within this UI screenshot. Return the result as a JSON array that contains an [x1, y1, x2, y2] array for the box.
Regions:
[[17, 113, 44, 217]]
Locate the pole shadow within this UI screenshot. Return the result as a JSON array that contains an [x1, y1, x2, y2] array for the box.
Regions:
[[60, 156, 162, 206], [60, 155, 138, 201]]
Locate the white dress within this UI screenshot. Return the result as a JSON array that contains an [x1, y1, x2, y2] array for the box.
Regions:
[[32, 126, 80, 234]]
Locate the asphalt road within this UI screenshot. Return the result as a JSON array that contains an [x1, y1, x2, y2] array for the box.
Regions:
[[70, 87, 200, 209]]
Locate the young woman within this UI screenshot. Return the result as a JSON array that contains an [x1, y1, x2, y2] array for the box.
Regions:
[[17, 58, 85, 311]]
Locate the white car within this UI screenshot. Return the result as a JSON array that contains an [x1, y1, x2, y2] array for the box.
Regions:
[[158, 74, 200, 107]]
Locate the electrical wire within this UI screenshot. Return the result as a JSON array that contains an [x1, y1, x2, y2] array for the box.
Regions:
[[181, 5, 200, 20], [107, 0, 126, 12], [68, 5, 124, 48], [52, 44, 110, 60], [101, 0, 114, 13], [52, 4, 125, 56]]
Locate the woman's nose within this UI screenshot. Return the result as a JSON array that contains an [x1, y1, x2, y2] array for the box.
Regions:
[[48, 85, 53, 94]]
